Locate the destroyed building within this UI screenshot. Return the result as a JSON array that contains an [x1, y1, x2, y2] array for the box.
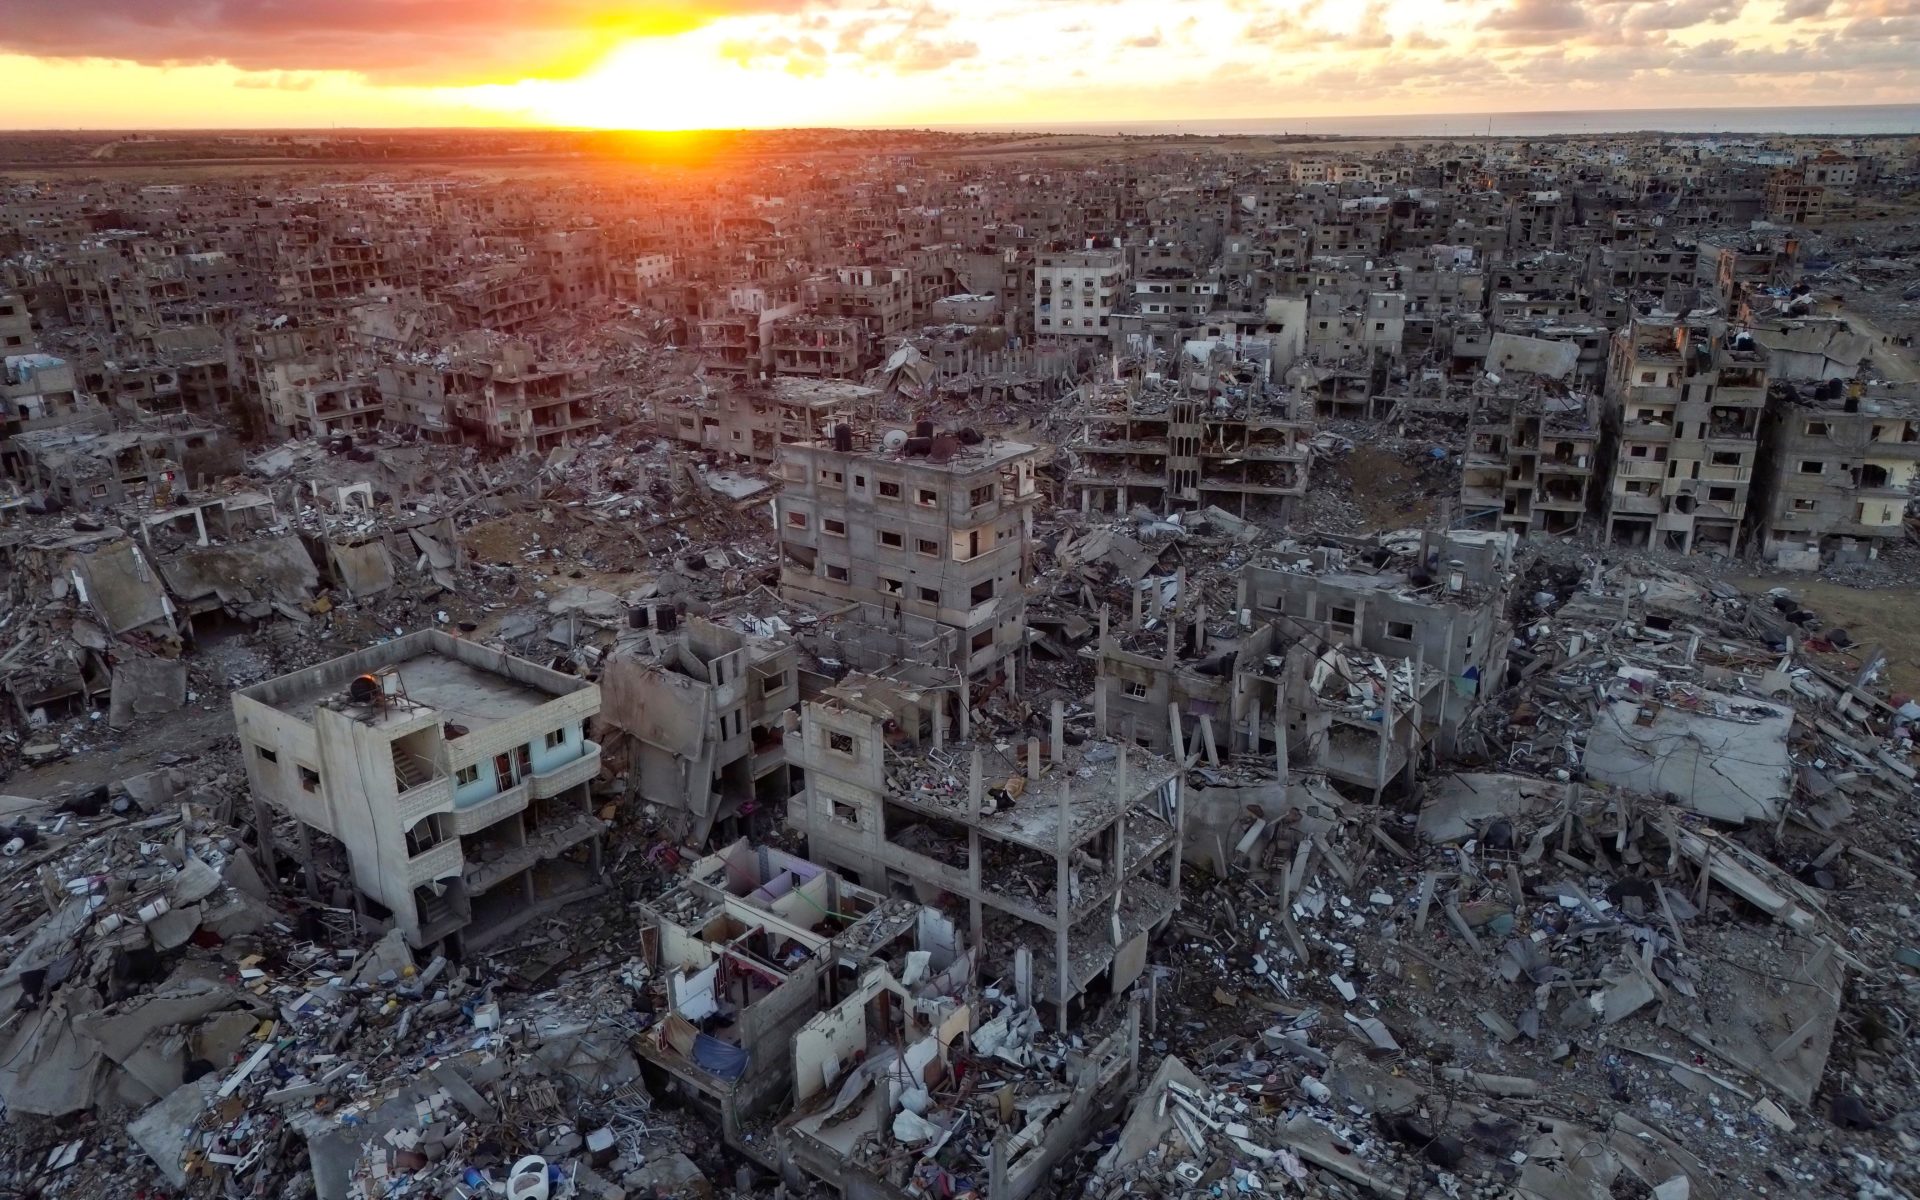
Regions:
[[1603, 317, 1771, 555], [777, 425, 1040, 688], [597, 613, 800, 846], [234, 631, 604, 953], [0, 125, 1918, 1200], [1067, 378, 1312, 520], [659, 377, 873, 467], [790, 679, 1183, 1031], [1754, 380, 1920, 569]]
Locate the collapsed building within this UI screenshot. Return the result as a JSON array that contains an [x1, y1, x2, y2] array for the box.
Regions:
[[0, 126, 1916, 1200]]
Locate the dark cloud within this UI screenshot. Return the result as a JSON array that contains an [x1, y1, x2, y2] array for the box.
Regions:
[[1620, 0, 1744, 29], [1776, 0, 1831, 19], [1478, 0, 1590, 30], [0, 0, 829, 84]]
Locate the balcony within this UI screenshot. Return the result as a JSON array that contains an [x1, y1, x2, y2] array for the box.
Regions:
[[1617, 459, 1666, 479], [529, 740, 600, 798], [1699, 464, 1750, 483], [452, 782, 529, 835], [405, 839, 465, 888], [1612, 493, 1663, 515], [395, 775, 454, 827], [462, 812, 601, 895]]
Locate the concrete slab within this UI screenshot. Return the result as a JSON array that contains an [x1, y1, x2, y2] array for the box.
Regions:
[[1583, 690, 1792, 824]]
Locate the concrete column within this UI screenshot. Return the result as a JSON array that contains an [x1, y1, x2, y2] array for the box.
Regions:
[[969, 749, 984, 954], [1126, 994, 1143, 1074], [1169, 773, 1186, 909], [1373, 684, 1392, 806], [297, 821, 318, 900], [1055, 778, 1073, 1034], [252, 797, 282, 894]]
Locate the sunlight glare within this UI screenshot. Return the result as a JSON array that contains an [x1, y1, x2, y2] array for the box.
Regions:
[[460, 30, 852, 130]]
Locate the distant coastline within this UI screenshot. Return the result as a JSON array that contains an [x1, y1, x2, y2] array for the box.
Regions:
[[933, 104, 1920, 138]]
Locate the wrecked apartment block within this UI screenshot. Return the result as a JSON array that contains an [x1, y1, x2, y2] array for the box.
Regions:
[[779, 967, 1141, 1200], [234, 631, 603, 953], [1460, 338, 1602, 537], [659, 377, 874, 467], [770, 314, 869, 380], [1603, 317, 1770, 556], [1241, 531, 1515, 777], [791, 676, 1183, 1032], [439, 340, 600, 455], [1067, 382, 1311, 520], [777, 425, 1039, 687], [597, 613, 800, 846], [1755, 380, 1920, 570], [1091, 583, 1285, 765], [630, 838, 934, 1152]]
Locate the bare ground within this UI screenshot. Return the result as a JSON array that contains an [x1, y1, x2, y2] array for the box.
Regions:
[[1730, 575, 1920, 697]]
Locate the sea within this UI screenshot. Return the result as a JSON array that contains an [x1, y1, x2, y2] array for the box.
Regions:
[[940, 104, 1920, 138]]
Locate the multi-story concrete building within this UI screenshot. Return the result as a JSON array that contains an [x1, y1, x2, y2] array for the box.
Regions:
[[0, 292, 32, 354], [441, 342, 599, 454], [597, 614, 801, 846], [1240, 530, 1516, 765], [234, 631, 603, 953], [442, 265, 553, 334], [1066, 385, 1311, 519], [631, 838, 936, 1152], [769, 315, 868, 379], [790, 680, 1182, 1030], [805, 266, 912, 340], [1, 351, 95, 437], [1462, 384, 1602, 538], [1035, 248, 1126, 338], [231, 321, 383, 440], [1603, 318, 1770, 555], [659, 377, 870, 466], [1754, 382, 1920, 569], [776, 426, 1039, 686]]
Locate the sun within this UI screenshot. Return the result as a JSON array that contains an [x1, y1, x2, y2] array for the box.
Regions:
[[460, 31, 856, 131]]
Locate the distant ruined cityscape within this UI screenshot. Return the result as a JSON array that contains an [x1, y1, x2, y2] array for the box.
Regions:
[[0, 123, 1915, 1200]]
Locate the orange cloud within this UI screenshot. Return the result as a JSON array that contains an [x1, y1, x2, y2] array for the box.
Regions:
[[0, 0, 832, 84]]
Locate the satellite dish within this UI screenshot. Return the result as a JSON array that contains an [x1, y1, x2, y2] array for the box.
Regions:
[[882, 429, 910, 452]]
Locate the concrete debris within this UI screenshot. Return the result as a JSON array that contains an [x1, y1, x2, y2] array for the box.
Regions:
[[0, 126, 1919, 1200]]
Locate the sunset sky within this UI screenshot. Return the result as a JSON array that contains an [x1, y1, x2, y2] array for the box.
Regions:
[[1, 0, 1916, 130]]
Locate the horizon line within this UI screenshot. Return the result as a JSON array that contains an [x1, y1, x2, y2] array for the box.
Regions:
[[5, 99, 1919, 137]]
